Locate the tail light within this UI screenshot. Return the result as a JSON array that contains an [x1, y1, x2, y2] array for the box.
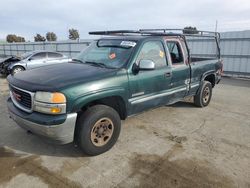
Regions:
[[216, 59, 223, 76]]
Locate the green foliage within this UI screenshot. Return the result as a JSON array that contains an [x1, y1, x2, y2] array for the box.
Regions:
[[183, 26, 199, 34], [34, 34, 46, 42], [69, 28, 80, 40], [46, 32, 57, 41], [6, 34, 25, 43]]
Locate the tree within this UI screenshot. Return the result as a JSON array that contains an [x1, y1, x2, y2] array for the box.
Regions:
[[183, 26, 199, 34], [6, 34, 25, 43], [46, 32, 57, 41], [69, 28, 80, 40], [6, 35, 17, 43], [34, 34, 46, 42], [16, 36, 25, 42]]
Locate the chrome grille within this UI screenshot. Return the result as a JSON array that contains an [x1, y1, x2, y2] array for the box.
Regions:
[[9, 85, 34, 112]]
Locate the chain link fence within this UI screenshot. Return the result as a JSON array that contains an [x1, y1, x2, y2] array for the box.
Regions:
[[0, 40, 92, 58], [1, 31, 250, 77]]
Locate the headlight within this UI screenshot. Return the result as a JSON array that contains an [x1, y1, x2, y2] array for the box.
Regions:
[[34, 92, 66, 114], [35, 92, 66, 103]]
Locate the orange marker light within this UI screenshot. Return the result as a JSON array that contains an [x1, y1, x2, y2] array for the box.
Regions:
[[50, 107, 62, 113], [52, 93, 66, 103]]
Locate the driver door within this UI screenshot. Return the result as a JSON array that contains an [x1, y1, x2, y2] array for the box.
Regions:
[[27, 52, 47, 69], [128, 40, 172, 115]]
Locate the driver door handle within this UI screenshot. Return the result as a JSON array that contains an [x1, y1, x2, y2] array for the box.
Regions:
[[165, 72, 172, 77]]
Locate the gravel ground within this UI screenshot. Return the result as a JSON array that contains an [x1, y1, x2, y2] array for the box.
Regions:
[[0, 76, 249, 188]]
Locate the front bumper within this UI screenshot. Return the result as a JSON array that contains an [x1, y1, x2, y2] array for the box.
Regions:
[[0, 62, 10, 75], [0, 66, 7, 75], [7, 97, 77, 144]]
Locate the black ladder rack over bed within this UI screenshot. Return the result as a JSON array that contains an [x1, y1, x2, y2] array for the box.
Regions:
[[88, 29, 221, 59]]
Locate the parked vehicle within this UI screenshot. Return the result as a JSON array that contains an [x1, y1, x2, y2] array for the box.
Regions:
[[7, 29, 223, 155], [0, 51, 70, 75], [0, 56, 20, 75]]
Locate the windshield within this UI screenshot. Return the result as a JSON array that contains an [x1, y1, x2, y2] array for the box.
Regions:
[[20, 51, 35, 59], [75, 39, 136, 68]]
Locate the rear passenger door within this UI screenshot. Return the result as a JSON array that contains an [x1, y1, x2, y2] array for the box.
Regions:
[[27, 52, 47, 69], [47, 52, 63, 60], [166, 38, 190, 101], [128, 40, 172, 114]]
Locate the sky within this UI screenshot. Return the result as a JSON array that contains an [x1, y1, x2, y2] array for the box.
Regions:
[[0, 0, 250, 41]]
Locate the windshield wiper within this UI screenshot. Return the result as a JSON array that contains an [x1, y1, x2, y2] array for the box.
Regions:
[[84, 61, 116, 69], [72, 59, 84, 63], [72, 59, 116, 69]]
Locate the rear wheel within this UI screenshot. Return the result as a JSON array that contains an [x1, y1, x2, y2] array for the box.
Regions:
[[194, 81, 212, 107], [11, 66, 24, 75], [75, 105, 121, 156]]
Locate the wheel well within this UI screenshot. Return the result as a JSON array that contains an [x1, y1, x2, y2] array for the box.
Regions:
[[204, 74, 215, 87], [12, 65, 25, 70], [81, 96, 127, 120]]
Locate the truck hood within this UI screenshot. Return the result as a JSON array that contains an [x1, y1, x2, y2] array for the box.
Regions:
[[7, 62, 118, 92]]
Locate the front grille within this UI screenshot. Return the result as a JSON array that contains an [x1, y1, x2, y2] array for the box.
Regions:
[[10, 85, 32, 110]]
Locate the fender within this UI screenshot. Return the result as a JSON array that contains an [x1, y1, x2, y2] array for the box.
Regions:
[[196, 70, 216, 91], [8, 60, 26, 71], [201, 70, 216, 81], [69, 87, 128, 113]]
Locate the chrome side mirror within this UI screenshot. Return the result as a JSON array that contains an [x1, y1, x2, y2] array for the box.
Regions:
[[139, 60, 155, 70]]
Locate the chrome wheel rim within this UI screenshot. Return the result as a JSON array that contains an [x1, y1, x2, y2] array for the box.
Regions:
[[203, 87, 210, 103], [90, 118, 114, 147], [13, 67, 23, 74]]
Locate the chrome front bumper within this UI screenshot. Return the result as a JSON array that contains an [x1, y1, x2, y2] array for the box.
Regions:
[[8, 108, 77, 144]]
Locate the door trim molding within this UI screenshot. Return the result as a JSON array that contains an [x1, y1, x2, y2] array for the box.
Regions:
[[129, 86, 187, 105]]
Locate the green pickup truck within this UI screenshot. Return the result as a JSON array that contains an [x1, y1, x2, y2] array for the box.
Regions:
[[7, 29, 223, 155]]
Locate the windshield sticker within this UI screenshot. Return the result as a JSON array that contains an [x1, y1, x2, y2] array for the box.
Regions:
[[120, 41, 136, 47], [109, 53, 116, 59], [159, 50, 165, 58]]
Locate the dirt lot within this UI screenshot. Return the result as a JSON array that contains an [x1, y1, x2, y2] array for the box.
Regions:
[[0, 76, 249, 188]]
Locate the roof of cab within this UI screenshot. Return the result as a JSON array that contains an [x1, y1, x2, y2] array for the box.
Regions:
[[96, 35, 163, 42]]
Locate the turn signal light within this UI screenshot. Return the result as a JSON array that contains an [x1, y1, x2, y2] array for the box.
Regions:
[[50, 107, 62, 114]]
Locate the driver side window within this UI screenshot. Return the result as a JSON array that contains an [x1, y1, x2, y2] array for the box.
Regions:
[[31, 52, 46, 60], [137, 41, 167, 68]]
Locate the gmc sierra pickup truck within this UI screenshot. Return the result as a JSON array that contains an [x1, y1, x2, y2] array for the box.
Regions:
[[7, 29, 223, 155]]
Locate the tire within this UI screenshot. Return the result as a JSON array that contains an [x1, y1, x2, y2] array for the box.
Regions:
[[194, 81, 212, 107], [11, 66, 24, 75], [75, 105, 121, 156]]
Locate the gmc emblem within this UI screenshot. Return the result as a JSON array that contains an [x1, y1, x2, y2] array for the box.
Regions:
[[12, 91, 21, 101]]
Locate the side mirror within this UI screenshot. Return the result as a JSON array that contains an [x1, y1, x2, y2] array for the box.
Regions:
[[139, 60, 155, 70]]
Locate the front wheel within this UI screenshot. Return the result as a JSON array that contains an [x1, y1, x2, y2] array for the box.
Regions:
[[11, 66, 24, 75], [75, 105, 121, 156], [194, 81, 212, 107]]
